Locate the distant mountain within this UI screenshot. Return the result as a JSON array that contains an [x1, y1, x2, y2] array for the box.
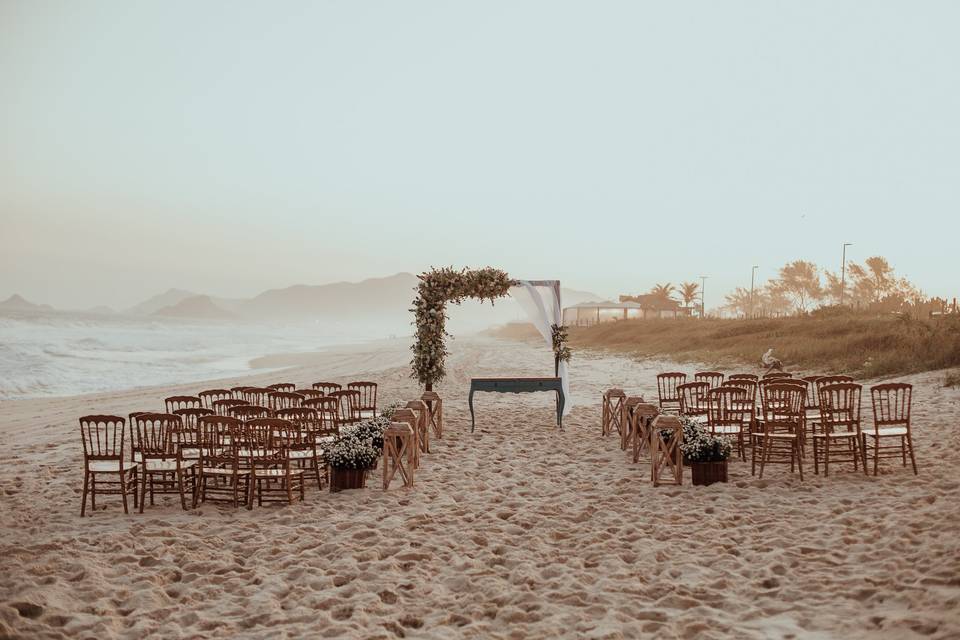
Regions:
[[127, 288, 198, 315], [240, 273, 419, 319], [153, 295, 233, 320], [0, 294, 54, 312], [86, 305, 115, 315]]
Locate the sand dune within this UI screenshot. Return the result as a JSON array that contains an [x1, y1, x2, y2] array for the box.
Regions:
[[1, 337, 958, 639]]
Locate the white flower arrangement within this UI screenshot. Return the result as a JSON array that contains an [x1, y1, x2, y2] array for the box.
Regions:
[[678, 417, 733, 463], [327, 417, 390, 469]]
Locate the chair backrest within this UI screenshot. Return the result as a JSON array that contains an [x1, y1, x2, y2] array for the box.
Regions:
[[801, 376, 822, 409], [728, 373, 759, 382], [267, 382, 296, 393], [295, 388, 325, 401], [329, 389, 360, 422], [268, 391, 304, 411], [721, 379, 757, 403], [137, 412, 181, 456], [213, 398, 248, 416], [707, 387, 747, 427], [347, 381, 378, 411], [241, 387, 273, 407], [694, 371, 724, 389], [677, 381, 710, 415], [164, 395, 201, 413], [231, 386, 252, 399], [127, 411, 150, 461], [228, 405, 271, 421], [274, 407, 317, 427], [657, 373, 687, 406], [762, 371, 793, 380], [759, 377, 806, 406], [80, 415, 126, 460], [199, 389, 232, 409], [241, 418, 295, 464], [870, 383, 912, 430], [303, 396, 340, 426], [818, 383, 862, 431], [816, 375, 855, 399], [198, 415, 242, 448], [760, 384, 805, 424], [172, 407, 214, 446], [311, 382, 342, 395]]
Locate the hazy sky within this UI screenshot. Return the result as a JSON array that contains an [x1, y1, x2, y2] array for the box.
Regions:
[[2, 1, 958, 310]]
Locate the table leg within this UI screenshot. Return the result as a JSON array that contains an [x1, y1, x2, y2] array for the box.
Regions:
[[557, 390, 565, 430], [469, 388, 476, 433]]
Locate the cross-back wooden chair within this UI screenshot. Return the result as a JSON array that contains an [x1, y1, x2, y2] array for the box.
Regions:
[[228, 404, 271, 421], [198, 389, 232, 410], [865, 383, 917, 476], [164, 395, 201, 414], [172, 407, 214, 460], [213, 398, 248, 417], [677, 381, 710, 421], [79, 415, 139, 516], [311, 382, 342, 395], [694, 371, 724, 389], [267, 382, 296, 393], [347, 382, 378, 420], [241, 418, 305, 507], [754, 384, 805, 480], [303, 396, 340, 428], [329, 389, 361, 425], [241, 387, 273, 407], [275, 407, 330, 489], [656, 373, 687, 412], [197, 415, 249, 508], [707, 387, 747, 459], [136, 412, 197, 512], [813, 383, 862, 476], [268, 391, 304, 412]]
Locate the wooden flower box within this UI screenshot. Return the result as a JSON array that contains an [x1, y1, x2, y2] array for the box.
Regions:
[[690, 460, 728, 486], [329, 467, 368, 492]]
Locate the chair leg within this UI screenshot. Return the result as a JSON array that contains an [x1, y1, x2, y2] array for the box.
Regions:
[[796, 442, 803, 481], [824, 438, 830, 477], [120, 472, 130, 514], [80, 469, 90, 517], [177, 469, 187, 510], [132, 468, 140, 509], [813, 439, 819, 475], [139, 470, 148, 513], [873, 438, 880, 476], [861, 434, 869, 475], [907, 435, 918, 475], [91, 474, 96, 511]]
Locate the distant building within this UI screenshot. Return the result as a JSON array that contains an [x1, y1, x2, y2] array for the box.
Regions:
[[562, 296, 691, 326], [619, 294, 693, 319]]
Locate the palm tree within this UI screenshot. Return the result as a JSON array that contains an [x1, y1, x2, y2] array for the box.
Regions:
[[679, 282, 700, 310], [650, 283, 676, 303]]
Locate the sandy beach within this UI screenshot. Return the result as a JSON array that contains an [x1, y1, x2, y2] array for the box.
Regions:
[[2, 336, 959, 639]]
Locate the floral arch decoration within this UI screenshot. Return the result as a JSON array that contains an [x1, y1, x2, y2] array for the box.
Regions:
[[410, 267, 571, 396]]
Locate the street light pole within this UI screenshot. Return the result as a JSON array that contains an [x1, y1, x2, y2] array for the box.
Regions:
[[840, 243, 852, 306], [700, 275, 708, 319], [750, 265, 758, 319]]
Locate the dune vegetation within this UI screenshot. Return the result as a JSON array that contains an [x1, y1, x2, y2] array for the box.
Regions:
[[495, 311, 960, 379]]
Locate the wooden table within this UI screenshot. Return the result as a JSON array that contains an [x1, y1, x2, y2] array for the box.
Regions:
[[468, 377, 565, 432]]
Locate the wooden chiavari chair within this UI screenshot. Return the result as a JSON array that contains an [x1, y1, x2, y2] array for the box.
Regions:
[[813, 383, 862, 475], [721, 379, 758, 443], [164, 395, 201, 413], [199, 389, 232, 410], [694, 371, 724, 389], [329, 389, 361, 425], [268, 391, 304, 413], [801, 376, 823, 442], [197, 416, 249, 508], [273, 409, 326, 490], [295, 388, 325, 401], [707, 387, 747, 459], [241, 387, 273, 407], [136, 413, 197, 511], [172, 407, 214, 460], [762, 371, 793, 380], [677, 381, 710, 422], [267, 382, 296, 393], [303, 396, 340, 429], [231, 386, 252, 400], [241, 418, 305, 507], [127, 411, 150, 466], [228, 405, 271, 421], [815, 375, 855, 399], [865, 383, 917, 475], [213, 398, 247, 417], [656, 373, 687, 412], [753, 384, 805, 480], [347, 381, 378, 420], [311, 382, 342, 395], [728, 373, 759, 382], [79, 415, 139, 516]]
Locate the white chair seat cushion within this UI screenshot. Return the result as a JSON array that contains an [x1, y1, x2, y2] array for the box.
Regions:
[[813, 431, 858, 438], [88, 460, 138, 472], [201, 467, 249, 476], [756, 433, 797, 439], [712, 425, 742, 435], [144, 459, 196, 471], [288, 449, 315, 460], [253, 468, 305, 478], [865, 427, 908, 437], [180, 448, 201, 459]]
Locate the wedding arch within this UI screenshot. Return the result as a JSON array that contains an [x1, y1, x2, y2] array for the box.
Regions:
[[409, 267, 571, 415]]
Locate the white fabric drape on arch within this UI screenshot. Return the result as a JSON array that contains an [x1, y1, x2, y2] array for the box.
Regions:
[[508, 281, 571, 416]]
